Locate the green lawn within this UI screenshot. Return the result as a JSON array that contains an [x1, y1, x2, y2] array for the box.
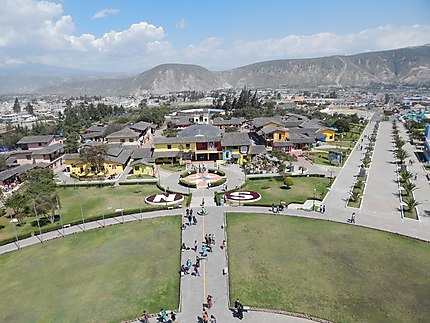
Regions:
[[241, 176, 330, 205], [328, 140, 356, 148], [0, 184, 164, 244], [160, 164, 185, 172], [0, 216, 181, 322], [227, 213, 430, 322]]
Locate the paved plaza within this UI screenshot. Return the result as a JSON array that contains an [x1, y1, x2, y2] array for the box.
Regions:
[[2, 120, 430, 322]]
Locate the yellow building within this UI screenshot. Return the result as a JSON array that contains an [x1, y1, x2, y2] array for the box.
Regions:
[[319, 128, 335, 141], [64, 147, 132, 177], [132, 161, 155, 176]]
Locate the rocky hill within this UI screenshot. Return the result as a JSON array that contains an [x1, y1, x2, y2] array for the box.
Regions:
[[29, 45, 430, 95]]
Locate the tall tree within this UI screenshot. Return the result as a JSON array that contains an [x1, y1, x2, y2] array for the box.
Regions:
[[13, 98, 20, 113], [79, 145, 108, 174], [25, 102, 34, 115]]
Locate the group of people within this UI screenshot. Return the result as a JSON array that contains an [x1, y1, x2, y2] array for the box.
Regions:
[[202, 308, 217, 323], [234, 298, 244, 320], [157, 309, 176, 322], [271, 203, 284, 213], [318, 204, 326, 213], [182, 208, 197, 229]]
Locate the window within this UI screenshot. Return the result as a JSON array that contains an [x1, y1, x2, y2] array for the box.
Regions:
[[278, 134, 282, 140], [129, 138, 134, 142], [38, 143, 42, 146], [112, 165, 116, 169], [167, 145, 172, 149], [186, 144, 190, 149], [120, 139, 125, 143], [26, 155, 31, 160], [208, 142, 214, 149]]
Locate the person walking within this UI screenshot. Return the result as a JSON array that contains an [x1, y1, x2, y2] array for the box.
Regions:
[[186, 258, 192, 271], [193, 214, 198, 225], [195, 255, 200, 268], [210, 315, 217, 323], [202, 309, 209, 323], [141, 310, 150, 323], [322, 205, 326, 214], [187, 214, 192, 226], [193, 240, 198, 252], [170, 311, 176, 322], [351, 212, 356, 223]]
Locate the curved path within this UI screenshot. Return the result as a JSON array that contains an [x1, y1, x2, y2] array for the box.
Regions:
[[2, 151, 430, 322]]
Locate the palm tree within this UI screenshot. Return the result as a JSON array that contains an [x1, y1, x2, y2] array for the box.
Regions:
[[396, 148, 410, 163], [403, 181, 418, 195], [350, 190, 362, 203], [404, 198, 420, 213], [400, 171, 413, 183]]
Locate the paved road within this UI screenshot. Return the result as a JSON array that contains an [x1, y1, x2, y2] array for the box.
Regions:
[[361, 121, 400, 217]]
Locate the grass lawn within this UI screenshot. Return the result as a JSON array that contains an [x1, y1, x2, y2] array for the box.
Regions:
[[241, 176, 330, 206], [0, 184, 164, 244], [227, 213, 430, 322], [127, 174, 156, 180], [0, 216, 181, 322], [160, 164, 185, 172], [304, 152, 342, 167], [327, 140, 356, 148]]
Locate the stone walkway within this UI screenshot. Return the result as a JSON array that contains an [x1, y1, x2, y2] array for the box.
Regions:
[[4, 123, 430, 321]]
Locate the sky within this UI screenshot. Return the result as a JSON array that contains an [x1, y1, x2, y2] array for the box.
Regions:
[[0, 0, 429, 74]]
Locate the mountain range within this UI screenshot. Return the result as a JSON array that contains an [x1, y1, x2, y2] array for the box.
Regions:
[[2, 45, 430, 96]]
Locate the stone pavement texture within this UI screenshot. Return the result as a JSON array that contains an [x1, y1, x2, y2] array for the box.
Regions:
[[4, 122, 430, 322]]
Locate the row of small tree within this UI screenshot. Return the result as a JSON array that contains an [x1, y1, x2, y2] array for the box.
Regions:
[[392, 121, 420, 215]]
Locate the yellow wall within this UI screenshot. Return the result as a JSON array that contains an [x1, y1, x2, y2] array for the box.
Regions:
[[321, 129, 335, 141], [272, 130, 289, 142], [154, 142, 196, 152], [133, 163, 154, 176], [65, 159, 123, 176]]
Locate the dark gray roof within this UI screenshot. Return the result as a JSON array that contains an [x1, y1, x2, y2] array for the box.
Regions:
[[64, 153, 80, 160], [289, 133, 315, 144], [178, 123, 222, 138], [16, 135, 54, 145], [81, 132, 104, 140], [273, 141, 293, 147], [249, 145, 267, 155], [130, 121, 154, 132], [172, 116, 191, 126], [153, 151, 179, 158], [252, 117, 286, 128], [107, 147, 123, 157], [31, 143, 64, 155], [213, 117, 245, 126], [283, 120, 305, 128], [85, 125, 106, 133], [221, 132, 251, 146], [153, 136, 221, 145], [131, 148, 153, 160], [106, 148, 132, 165], [131, 158, 155, 166], [0, 163, 47, 181], [105, 127, 140, 139], [258, 125, 289, 135]]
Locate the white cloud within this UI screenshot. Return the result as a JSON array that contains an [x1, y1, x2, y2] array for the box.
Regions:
[[176, 18, 186, 29], [92, 8, 120, 19], [0, 0, 429, 73]]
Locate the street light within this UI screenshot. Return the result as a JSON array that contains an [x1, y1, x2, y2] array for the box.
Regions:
[[33, 200, 43, 242], [313, 188, 316, 211], [55, 195, 65, 237], [118, 185, 124, 223]]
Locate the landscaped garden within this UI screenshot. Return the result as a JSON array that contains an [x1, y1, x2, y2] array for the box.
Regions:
[[227, 213, 430, 322], [229, 176, 330, 206], [0, 184, 166, 245], [0, 216, 181, 322]]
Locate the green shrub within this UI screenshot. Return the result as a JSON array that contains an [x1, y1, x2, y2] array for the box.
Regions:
[[180, 170, 197, 178], [209, 177, 227, 187], [208, 169, 226, 176], [179, 178, 197, 188]]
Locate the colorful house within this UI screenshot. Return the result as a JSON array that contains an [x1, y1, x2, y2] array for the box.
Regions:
[[221, 132, 252, 164], [64, 147, 132, 177]]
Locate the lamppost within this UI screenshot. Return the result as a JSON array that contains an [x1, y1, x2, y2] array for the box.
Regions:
[[313, 188, 316, 211], [32, 200, 43, 242], [118, 185, 124, 223], [55, 195, 65, 237]]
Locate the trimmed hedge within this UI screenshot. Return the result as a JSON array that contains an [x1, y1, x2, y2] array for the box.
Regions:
[[119, 181, 158, 186], [57, 182, 115, 188], [179, 178, 197, 188], [0, 232, 33, 247], [209, 177, 227, 187], [208, 168, 226, 176], [180, 170, 197, 178]]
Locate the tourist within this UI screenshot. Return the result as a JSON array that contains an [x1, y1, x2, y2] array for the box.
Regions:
[[181, 220, 186, 231], [190, 208, 193, 216], [220, 240, 226, 250], [271, 203, 275, 212], [207, 294, 213, 309], [186, 208, 190, 216], [195, 255, 200, 268], [186, 258, 192, 271], [201, 198, 205, 206], [141, 310, 150, 323], [318, 205, 322, 213], [323, 205, 326, 214], [212, 233, 216, 244], [210, 314, 217, 323], [170, 311, 176, 322], [188, 214, 192, 226], [193, 264, 200, 276], [237, 303, 244, 320], [181, 242, 187, 251], [201, 206, 206, 215], [193, 215, 198, 225], [351, 212, 356, 224], [159, 309, 167, 322], [201, 245, 207, 257], [202, 309, 209, 323], [180, 264, 187, 275], [193, 240, 198, 252]]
